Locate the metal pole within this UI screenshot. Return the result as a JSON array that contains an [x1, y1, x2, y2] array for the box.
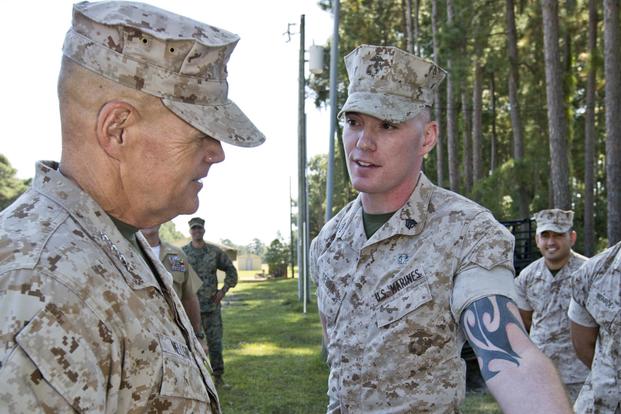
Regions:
[[289, 177, 295, 279], [297, 14, 308, 303], [325, 0, 340, 223]]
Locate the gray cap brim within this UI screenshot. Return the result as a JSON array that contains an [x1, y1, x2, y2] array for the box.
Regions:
[[536, 223, 572, 235], [338, 91, 428, 123], [163, 98, 265, 148]]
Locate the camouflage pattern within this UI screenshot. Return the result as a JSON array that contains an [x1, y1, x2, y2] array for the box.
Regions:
[[569, 242, 621, 414], [182, 243, 238, 313], [0, 161, 220, 413], [202, 309, 225, 377], [339, 45, 447, 123], [310, 173, 516, 413], [514, 252, 590, 387], [182, 242, 237, 377], [159, 241, 202, 301], [63, 1, 265, 148], [534, 209, 575, 235]]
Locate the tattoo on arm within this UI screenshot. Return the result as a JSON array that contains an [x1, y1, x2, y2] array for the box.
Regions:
[[460, 295, 527, 381]]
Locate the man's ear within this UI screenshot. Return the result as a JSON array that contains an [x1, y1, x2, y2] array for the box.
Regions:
[[570, 230, 577, 247], [96, 100, 137, 160], [419, 120, 438, 156]]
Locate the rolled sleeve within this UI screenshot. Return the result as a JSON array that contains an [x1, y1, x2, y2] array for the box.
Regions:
[[451, 266, 518, 321], [568, 298, 598, 327], [513, 274, 533, 311]]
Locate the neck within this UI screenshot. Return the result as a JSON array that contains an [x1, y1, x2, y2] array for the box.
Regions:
[[545, 254, 571, 271], [360, 173, 421, 214], [61, 145, 135, 221], [143, 234, 160, 247], [60, 144, 162, 228]]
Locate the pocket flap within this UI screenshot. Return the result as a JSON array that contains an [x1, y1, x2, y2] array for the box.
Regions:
[[376, 282, 432, 328], [161, 352, 210, 402]]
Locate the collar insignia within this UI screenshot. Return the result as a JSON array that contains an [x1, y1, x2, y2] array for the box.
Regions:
[[405, 218, 417, 229]]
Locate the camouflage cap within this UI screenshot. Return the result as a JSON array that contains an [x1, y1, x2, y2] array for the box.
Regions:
[[188, 217, 205, 229], [534, 209, 574, 235], [339, 44, 447, 123], [62, 1, 265, 148]]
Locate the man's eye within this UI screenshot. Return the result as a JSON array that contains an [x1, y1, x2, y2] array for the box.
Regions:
[[346, 118, 358, 126]]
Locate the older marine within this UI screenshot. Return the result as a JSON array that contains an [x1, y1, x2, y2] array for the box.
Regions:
[[0, 1, 263, 412]]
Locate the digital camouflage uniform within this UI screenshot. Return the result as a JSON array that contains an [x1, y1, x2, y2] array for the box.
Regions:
[[159, 241, 202, 301], [514, 252, 590, 400], [569, 241, 621, 414], [0, 162, 219, 413], [183, 242, 238, 377], [311, 173, 517, 413]]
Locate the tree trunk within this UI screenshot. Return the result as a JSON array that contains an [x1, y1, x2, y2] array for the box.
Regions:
[[490, 72, 497, 172], [472, 59, 483, 182], [431, 0, 444, 187], [584, 0, 597, 256], [462, 89, 473, 192], [446, 0, 459, 192], [506, 0, 529, 218], [604, 0, 621, 245], [404, 0, 414, 53], [414, 0, 420, 55], [541, 0, 571, 209]]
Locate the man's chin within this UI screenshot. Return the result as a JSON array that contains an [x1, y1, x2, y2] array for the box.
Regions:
[[175, 197, 200, 216]]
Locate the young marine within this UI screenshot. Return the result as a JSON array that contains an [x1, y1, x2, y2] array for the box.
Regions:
[[310, 44, 572, 414]]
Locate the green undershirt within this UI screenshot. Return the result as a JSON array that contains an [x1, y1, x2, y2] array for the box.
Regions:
[[363, 210, 397, 238], [109, 215, 141, 251], [108, 215, 160, 278]]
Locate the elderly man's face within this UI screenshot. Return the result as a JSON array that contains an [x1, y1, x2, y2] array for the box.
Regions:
[[121, 101, 224, 223], [342, 112, 429, 201]]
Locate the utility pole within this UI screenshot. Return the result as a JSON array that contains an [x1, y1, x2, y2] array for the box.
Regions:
[[296, 14, 310, 310], [325, 0, 340, 223], [289, 177, 295, 279]]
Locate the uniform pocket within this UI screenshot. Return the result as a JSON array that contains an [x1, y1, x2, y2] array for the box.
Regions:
[[160, 336, 210, 403], [375, 279, 432, 328]]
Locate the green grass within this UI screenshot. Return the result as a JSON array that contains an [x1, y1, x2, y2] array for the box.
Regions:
[[219, 278, 328, 413], [218, 278, 501, 413]]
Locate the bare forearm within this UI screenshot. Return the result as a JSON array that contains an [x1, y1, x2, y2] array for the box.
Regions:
[[570, 322, 597, 369], [462, 296, 572, 414], [486, 345, 572, 414]]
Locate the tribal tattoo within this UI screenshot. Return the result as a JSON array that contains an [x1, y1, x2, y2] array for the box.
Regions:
[[460, 295, 527, 381]]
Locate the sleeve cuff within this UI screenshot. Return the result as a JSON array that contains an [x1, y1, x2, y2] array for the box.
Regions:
[[568, 298, 598, 327]]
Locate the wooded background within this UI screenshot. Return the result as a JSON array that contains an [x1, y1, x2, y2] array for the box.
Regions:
[[307, 0, 620, 257]]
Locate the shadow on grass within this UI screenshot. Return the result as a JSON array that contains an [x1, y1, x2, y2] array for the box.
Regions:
[[217, 279, 328, 413], [218, 351, 328, 413]]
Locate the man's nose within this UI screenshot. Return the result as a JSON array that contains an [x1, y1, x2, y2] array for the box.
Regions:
[[206, 141, 225, 164], [356, 128, 376, 151]]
